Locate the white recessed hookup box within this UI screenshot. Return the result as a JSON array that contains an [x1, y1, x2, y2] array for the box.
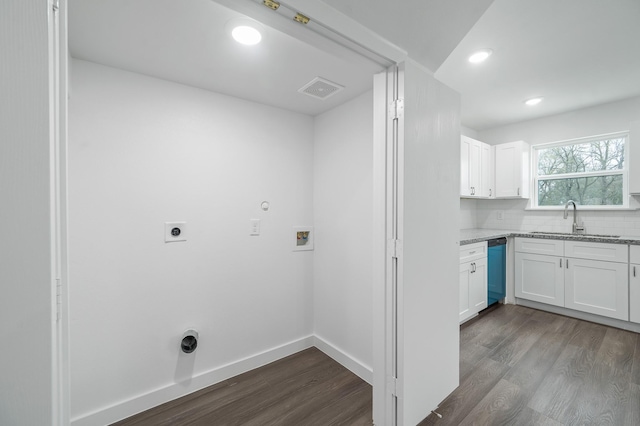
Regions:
[[293, 226, 313, 251]]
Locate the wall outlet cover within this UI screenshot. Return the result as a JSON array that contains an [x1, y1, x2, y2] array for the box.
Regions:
[[165, 222, 187, 242], [293, 226, 314, 251]]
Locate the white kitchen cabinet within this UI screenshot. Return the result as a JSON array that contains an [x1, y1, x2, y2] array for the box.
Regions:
[[630, 245, 640, 323], [494, 140, 530, 199], [564, 257, 628, 321], [515, 237, 630, 321], [460, 136, 492, 198], [459, 242, 488, 323], [515, 251, 565, 307]]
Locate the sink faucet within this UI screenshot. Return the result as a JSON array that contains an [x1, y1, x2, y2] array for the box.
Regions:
[[563, 200, 585, 234]]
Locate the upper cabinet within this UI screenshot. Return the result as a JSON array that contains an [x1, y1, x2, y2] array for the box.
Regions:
[[494, 140, 530, 199], [460, 136, 493, 198]]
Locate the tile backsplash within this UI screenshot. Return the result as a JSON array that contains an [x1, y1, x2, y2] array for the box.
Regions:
[[462, 198, 640, 237]]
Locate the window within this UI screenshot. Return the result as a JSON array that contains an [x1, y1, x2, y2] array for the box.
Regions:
[[533, 133, 629, 208]]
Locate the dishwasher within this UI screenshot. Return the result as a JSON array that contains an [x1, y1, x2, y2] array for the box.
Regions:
[[487, 238, 507, 306]]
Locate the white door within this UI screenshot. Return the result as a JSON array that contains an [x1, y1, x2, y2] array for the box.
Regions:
[[1, 1, 65, 425], [470, 257, 488, 312], [631, 263, 640, 323], [515, 252, 564, 306], [459, 261, 472, 322], [565, 258, 628, 320]]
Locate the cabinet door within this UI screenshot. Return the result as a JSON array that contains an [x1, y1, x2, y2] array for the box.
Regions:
[[460, 137, 471, 196], [631, 264, 640, 324], [494, 141, 529, 199], [469, 139, 481, 195], [515, 252, 564, 306], [477, 142, 492, 198], [470, 257, 488, 312], [459, 261, 473, 323], [565, 258, 628, 321]]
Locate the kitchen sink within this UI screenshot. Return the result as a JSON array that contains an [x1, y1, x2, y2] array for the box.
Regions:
[[530, 231, 621, 238]]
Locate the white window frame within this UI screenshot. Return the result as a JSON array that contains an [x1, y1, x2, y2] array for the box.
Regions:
[[531, 132, 630, 210]]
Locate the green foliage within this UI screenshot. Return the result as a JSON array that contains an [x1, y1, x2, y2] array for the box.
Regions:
[[536, 137, 625, 206]]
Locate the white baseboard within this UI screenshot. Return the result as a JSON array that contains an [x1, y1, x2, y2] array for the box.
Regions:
[[71, 335, 315, 426], [313, 335, 373, 385]]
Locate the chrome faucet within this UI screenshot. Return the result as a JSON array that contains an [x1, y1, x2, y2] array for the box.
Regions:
[[564, 200, 585, 234]]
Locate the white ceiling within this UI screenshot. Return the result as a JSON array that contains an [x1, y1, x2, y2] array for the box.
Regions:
[[69, 0, 640, 130], [435, 0, 640, 130], [319, 0, 495, 73], [68, 0, 386, 116]]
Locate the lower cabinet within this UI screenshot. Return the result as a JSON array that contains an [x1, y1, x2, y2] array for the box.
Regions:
[[515, 237, 629, 321], [460, 242, 488, 323], [564, 258, 628, 321], [631, 246, 640, 323], [515, 252, 564, 307]]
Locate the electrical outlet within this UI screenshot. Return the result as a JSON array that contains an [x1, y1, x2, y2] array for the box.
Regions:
[[165, 222, 187, 242], [496, 211, 504, 220]]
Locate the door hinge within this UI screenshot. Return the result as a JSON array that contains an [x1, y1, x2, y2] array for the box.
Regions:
[[263, 0, 280, 10], [388, 239, 403, 258], [389, 98, 404, 120], [56, 278, 62, 322], [387, 376, 398, 396]]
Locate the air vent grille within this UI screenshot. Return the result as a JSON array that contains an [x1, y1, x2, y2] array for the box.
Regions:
[[298, 77, 344, 100]]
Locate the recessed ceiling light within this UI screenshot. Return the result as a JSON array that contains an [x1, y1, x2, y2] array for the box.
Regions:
[[227, 18, 264, 46], [468, 49, 493, 64], [524, 97, 544, 106], [232, 25, 262, 45]]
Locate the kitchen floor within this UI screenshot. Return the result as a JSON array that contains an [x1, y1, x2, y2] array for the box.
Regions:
[[420, 304, 640, 425], [112, 304, 640, 425]]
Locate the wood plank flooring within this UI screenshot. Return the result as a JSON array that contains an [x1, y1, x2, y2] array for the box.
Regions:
[[113, 304, 640, 426], [420, 304, 640, 425], [111, 347, 372, 426]]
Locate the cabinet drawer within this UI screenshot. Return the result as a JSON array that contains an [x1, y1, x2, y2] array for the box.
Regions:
[[631, 245, 640, 264], [515, 237, 563, 256], [565, 241, 628, 263], [460, 241, 487, 263]]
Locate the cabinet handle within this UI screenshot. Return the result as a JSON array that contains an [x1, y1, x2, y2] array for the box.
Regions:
[[517, 187, 520, 196], [566, 259, 569, 269], [560, 259, 562, 268], [634, 266, 637, 277], [489, 188, 492, 197]]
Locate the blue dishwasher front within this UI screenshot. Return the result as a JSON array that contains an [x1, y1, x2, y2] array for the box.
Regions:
[[487, 238, 507, 306]]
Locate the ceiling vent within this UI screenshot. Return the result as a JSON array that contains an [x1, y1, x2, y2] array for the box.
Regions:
[[298, 77, 344, 100]]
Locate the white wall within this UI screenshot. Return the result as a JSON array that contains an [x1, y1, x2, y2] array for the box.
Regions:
[[313, 90, 374, 382], [459, 199, 478, 229], [473, 96, 640, 235], [0, 2, 55, 425], [68, 60, 316, 424]]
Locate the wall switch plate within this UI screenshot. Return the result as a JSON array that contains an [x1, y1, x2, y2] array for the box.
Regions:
[[496, 211, 504, 220], [165, 222, 187, 242], [250, 219, 260, 236]]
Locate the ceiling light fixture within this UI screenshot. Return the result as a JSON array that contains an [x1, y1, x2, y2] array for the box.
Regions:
[[227, 18, 264, 46], [232, 25, 262, 45], [468, 49, 493, 64], [524, 97, 544, 106]]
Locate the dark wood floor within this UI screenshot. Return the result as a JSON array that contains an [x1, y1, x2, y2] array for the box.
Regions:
[[113, 304, 640, 426], [420, 304, 640, 425], [111, 347, 372, 426]]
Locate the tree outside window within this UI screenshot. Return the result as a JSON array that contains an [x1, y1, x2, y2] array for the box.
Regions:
[[534, 134, 628, 208]]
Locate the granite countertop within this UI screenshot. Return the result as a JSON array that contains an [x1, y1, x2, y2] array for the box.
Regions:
[[460, 228, 640, 246]]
